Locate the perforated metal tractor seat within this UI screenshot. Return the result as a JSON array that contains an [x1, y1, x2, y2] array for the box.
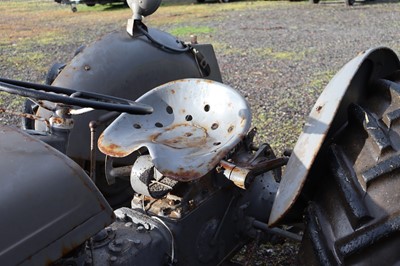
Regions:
[[98, 78, 252, 181]]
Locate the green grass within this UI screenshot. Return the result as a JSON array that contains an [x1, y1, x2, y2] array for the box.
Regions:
[[168, 26, 215, 37], [212, 42, 248, 55], [252, 100, 303, 151], [307, 70, 336, 94], [254, 47, 308, 61], [4, 51, 46, 70], [0, 92, 25, 112], [0, 0, 293, 47], [147, 1, 291, 26]]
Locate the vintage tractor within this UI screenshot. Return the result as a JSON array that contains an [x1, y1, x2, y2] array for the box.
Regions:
[[1, 0, 400, 265]]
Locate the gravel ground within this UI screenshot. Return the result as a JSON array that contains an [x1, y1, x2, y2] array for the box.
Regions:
[[209, 0, 400, 151], [1, 0, 400, 264]]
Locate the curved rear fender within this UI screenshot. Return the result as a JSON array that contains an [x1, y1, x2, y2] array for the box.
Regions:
[[268, 47, 400, 226], [0, 126, 113, 265]]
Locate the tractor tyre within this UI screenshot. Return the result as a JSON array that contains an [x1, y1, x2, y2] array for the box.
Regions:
[[299, 72, 400, 265], [45, 62, 66, 85], [345, 0, 355, 5], [310, 0, 320, 4]]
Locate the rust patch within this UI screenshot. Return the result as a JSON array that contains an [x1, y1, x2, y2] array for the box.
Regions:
[[162, 169, 203, 182], [22, 113, 42, 121], [153, 134, 207, 148], [51, 117, 64, 124], [199, 79, 214, 84], [220, 160, 249, 174], [44, 241, 82, 266], [0, 108, 49, 126], [150, 131, 162, 142], [171, 89, 176, 94], [220, 160, 235, 171], [316, 105, 323, 112], [219, 160, 247, 189], [158, 147, 227, 181], [98, 143, 127, 157], [208, 150, 226, 169], [98, 135, 127, 157], [150, 123, 207, 148]]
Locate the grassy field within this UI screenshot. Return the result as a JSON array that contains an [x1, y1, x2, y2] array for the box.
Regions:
[[0, 0, 288, 80]]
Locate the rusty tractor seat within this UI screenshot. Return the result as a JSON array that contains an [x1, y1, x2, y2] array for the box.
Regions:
[[98, 78, 252, 182]]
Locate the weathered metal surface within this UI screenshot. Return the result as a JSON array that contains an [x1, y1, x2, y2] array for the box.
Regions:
[[99, 79, 251, 181], [220, 150, 287, 190], [35, 29, 222, 163], [80, 178, 244, 266], [130, 155, 178, 198], [86, 208, 172, 266], [0, 107, 50, 127], [220, 160, 252, 189], [300, 59, 400, 264], [0, 125, 113, 265], [268, 47, 400, 226]]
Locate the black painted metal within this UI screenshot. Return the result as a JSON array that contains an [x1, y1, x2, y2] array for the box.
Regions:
[[329, 144, 372, 229]]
